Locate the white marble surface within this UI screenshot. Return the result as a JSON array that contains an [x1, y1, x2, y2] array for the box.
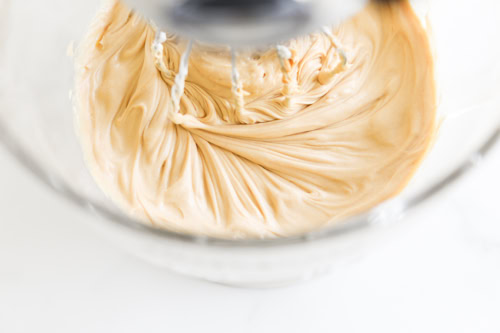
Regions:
[[0, 142, 499, 333]]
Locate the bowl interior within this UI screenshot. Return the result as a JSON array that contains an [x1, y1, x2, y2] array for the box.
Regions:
[[0, 0, 499, 241]]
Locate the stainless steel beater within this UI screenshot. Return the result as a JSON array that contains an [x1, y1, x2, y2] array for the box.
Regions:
[[124, 0, 370, 121], [122, 0, 369, 47]]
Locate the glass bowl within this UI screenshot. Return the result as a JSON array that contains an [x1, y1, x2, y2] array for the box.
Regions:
[[0, 0, 499, 286]]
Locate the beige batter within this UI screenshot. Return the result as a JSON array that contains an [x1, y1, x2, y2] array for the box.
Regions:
[[75, 0, 436, 238]]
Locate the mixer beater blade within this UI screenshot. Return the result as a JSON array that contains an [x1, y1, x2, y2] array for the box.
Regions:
[[151, 25, 348, 125]]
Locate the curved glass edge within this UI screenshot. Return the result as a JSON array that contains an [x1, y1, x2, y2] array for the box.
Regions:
[[0, 117, 498, 248]]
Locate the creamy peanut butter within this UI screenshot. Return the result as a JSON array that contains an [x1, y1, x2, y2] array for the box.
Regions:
[[75, 0, 436, 238]]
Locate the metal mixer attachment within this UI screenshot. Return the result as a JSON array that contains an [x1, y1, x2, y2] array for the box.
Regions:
[[123, 0, 369, 46], [129, 0, 367, 123]]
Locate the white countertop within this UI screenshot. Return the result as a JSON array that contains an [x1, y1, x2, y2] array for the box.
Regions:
[[1, 143, 499, 333]]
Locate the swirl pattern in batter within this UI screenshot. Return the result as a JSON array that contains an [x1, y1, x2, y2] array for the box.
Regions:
[[75, 0, 436, 238]]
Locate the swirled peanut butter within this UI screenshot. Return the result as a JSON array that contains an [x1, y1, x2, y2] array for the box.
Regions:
[[75, 0, 436, 238]]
